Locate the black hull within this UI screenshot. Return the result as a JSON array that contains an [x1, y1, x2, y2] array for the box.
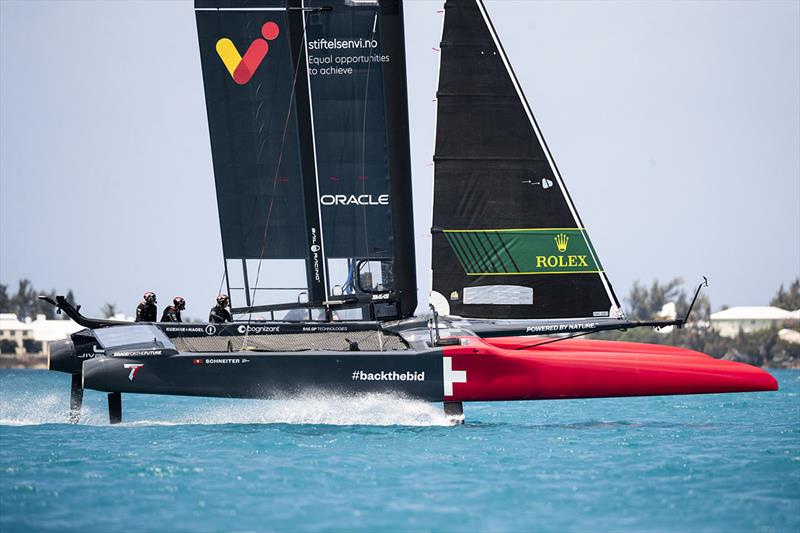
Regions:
[[82, 350, 444, 402]]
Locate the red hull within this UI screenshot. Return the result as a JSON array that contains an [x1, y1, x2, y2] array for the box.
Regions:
[[444, 337, 778, 402]]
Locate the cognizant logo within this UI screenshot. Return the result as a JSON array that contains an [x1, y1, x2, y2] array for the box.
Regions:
[[320, 194, 389, 206], [216, 22, 280, 85]]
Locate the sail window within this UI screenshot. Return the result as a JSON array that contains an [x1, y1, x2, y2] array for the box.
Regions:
[[226, 259, 309, 310], [357, 260, 393, 293]]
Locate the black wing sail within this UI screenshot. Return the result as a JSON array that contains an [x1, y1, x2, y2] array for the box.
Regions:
[[431, 0, 622, 320], [195, 0, 416, 320]]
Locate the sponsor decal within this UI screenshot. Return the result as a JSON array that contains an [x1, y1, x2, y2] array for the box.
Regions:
[[123, 363, 144, 381], [534, 233, 588, 269], [443, 357, 467, 397], [192, 358, 204, 365], [308, 38, 378, 51], [113, 350, 163, 357], [521, 177, 554, 189], [525, 322, 600, 333], [216, 22, 280, 85], [302, 325, 348, 333], [205, 324, 217, 336], [443, 228, 600, 275], [449, 291, 459, 301], [310, 227, 321, 283], [371, 293, 390, 301], [79, 344, 104, 360], [351, 370, 425, 382], [166, 326, 205, 333], [554, 233, 569, 253], [204, 358, 250, 365], [237, 324, 281, 334], [319, 194, 389, 207]]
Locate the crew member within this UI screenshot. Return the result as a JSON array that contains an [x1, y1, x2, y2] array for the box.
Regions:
[[161, 296, 186, 322], [209, 294, 233, 323], [135, 292, 157, 322]]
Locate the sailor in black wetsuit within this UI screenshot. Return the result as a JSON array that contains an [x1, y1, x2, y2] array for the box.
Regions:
[[161, 296, 186, 322], [209, 294, 233, 323], [135, 292, 157, 322]]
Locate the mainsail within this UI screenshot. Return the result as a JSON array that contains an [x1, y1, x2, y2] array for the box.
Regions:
[[195, 0, 416, 320], [431, 0, 622, 320]]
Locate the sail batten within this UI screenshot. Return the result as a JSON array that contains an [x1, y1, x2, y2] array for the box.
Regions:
[[431, 0, 622, 320]]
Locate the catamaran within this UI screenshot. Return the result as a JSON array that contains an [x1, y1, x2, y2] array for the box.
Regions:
[[43, 0, 777, 424]]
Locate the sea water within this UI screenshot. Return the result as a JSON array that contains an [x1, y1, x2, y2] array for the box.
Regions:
[[0, 369, 798, 532]]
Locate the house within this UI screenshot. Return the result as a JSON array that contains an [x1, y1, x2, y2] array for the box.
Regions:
[[0, 313, 132, 359], [709, 306, 800, 338]]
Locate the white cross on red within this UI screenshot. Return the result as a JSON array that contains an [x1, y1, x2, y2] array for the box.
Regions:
[[443, 357, 467, 396]]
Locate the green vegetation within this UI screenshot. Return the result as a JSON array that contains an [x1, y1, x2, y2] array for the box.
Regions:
[[591, 278, 800, 368], [0, 280, 75, 320], [771, 279, 800, 310]]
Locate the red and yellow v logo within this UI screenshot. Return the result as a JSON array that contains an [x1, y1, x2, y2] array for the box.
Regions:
[[216, 22, 280, 85]]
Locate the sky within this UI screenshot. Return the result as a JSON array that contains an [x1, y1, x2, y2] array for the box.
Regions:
[[1, 0, 798, 318]]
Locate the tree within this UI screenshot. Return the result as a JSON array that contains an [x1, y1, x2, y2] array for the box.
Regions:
[[101, 303, 118, 319], [0, 284, 9, 312], [626, 278, 684, 321], [0, 279, 76, 320], [624, 278, 711, 322], [771, 278, 800, 310], [11, 279, 36, 320]]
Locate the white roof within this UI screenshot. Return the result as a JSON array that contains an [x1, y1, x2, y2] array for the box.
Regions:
[[710, 306, 799, 321], [29, 315, 83, 341], [0, 313, 83, 340], [0, 313, 29, 331]]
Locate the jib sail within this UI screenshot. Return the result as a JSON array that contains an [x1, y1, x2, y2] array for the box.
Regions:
[[431, 0, 622, 320], [195, 0, 416, 320]]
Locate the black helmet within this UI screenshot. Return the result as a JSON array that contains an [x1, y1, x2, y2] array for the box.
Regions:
[[173, 296, 186, 310], [143, 291, 157, 304], [216, 294, 229, 306]]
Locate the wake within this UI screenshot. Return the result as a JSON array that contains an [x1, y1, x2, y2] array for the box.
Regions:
[[0, 391, 453, 427]]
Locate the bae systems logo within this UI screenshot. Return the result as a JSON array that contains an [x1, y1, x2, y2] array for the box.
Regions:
[[320, 194, 389, 206], [216, 22, 280, 85]]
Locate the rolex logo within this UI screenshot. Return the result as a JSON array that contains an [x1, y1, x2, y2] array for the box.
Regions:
[[554, 233, 569, 253]]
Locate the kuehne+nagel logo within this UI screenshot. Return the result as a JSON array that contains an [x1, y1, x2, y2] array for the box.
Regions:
[[216, 21, 280, 85]]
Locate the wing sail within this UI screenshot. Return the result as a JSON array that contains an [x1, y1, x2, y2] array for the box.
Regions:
[[431, 0, 622, 320]]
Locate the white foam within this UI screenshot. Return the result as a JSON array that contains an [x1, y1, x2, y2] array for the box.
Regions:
[[141, 394, 454, 427], [0, 392, 454, 427]]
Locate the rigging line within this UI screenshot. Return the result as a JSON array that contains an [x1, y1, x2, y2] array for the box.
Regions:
[[359, 10, 379, 284], [244, 9, 312, 346], [512, 330, 597, 350], [217, 263, 227, 300]]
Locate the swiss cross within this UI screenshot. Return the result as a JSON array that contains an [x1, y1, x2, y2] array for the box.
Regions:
[[443, 357, 467, 396]]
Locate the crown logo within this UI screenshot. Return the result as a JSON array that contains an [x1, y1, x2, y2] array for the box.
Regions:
[[554, 233, 569, 253]]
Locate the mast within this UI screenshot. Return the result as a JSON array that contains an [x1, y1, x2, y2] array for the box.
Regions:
[[290, 0, 329, 305]]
